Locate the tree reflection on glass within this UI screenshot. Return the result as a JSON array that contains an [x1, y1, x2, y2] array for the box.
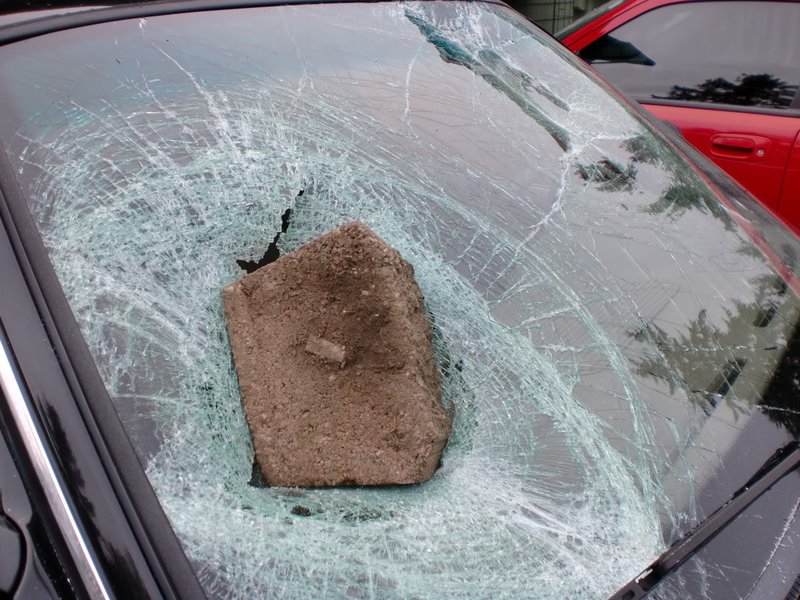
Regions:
[[627, 133, 734, 228], [645, 178, 733, 229], [663, 73, 798, 109], [621, 133, 661, 165], [578, 133, 735, 229], [629, 272, 800, 439], [629, 308, 750, 418], [757, 321, 800, 440], [576, 158, 637, 192]]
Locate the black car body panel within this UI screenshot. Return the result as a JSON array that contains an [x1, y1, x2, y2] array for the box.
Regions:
[[1, 403, 77, 599], [0, 146, 205, 597]]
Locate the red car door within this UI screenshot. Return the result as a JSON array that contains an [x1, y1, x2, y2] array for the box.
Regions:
[[562, 0, 800, 229], [778, 130, 800, 224], [644, 105, 800, 213]]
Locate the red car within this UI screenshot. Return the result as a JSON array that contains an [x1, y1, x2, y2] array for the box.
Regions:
[[558, 0, 800, 232]]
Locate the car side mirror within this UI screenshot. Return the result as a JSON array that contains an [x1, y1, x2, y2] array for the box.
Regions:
[[578, 35, 655, 66]]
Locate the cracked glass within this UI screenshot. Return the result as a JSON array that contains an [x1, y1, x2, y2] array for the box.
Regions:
[[0, 2, 799, 598]]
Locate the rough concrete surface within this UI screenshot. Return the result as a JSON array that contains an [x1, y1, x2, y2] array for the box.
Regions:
[[223, 221, 451, 487]]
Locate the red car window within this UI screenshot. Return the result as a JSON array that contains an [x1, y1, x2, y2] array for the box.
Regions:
[[564, 0, 800, 227], [578, 1, 800, 109]]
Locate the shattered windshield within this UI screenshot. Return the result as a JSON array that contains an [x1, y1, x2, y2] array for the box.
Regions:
[[0, 2, 798, 598]]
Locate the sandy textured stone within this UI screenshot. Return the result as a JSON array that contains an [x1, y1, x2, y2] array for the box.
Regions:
[[223, 221, 451, 487]]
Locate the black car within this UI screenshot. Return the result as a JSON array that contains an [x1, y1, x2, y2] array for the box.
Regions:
[[0, 1, 798, 599]]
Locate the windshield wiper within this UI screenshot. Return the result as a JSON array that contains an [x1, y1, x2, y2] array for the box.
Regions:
[[609, 441, 800, 600]]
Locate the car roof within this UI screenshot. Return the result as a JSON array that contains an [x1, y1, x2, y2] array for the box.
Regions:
[[558, 0, 800, 48], [0, 0, 507, 45]]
